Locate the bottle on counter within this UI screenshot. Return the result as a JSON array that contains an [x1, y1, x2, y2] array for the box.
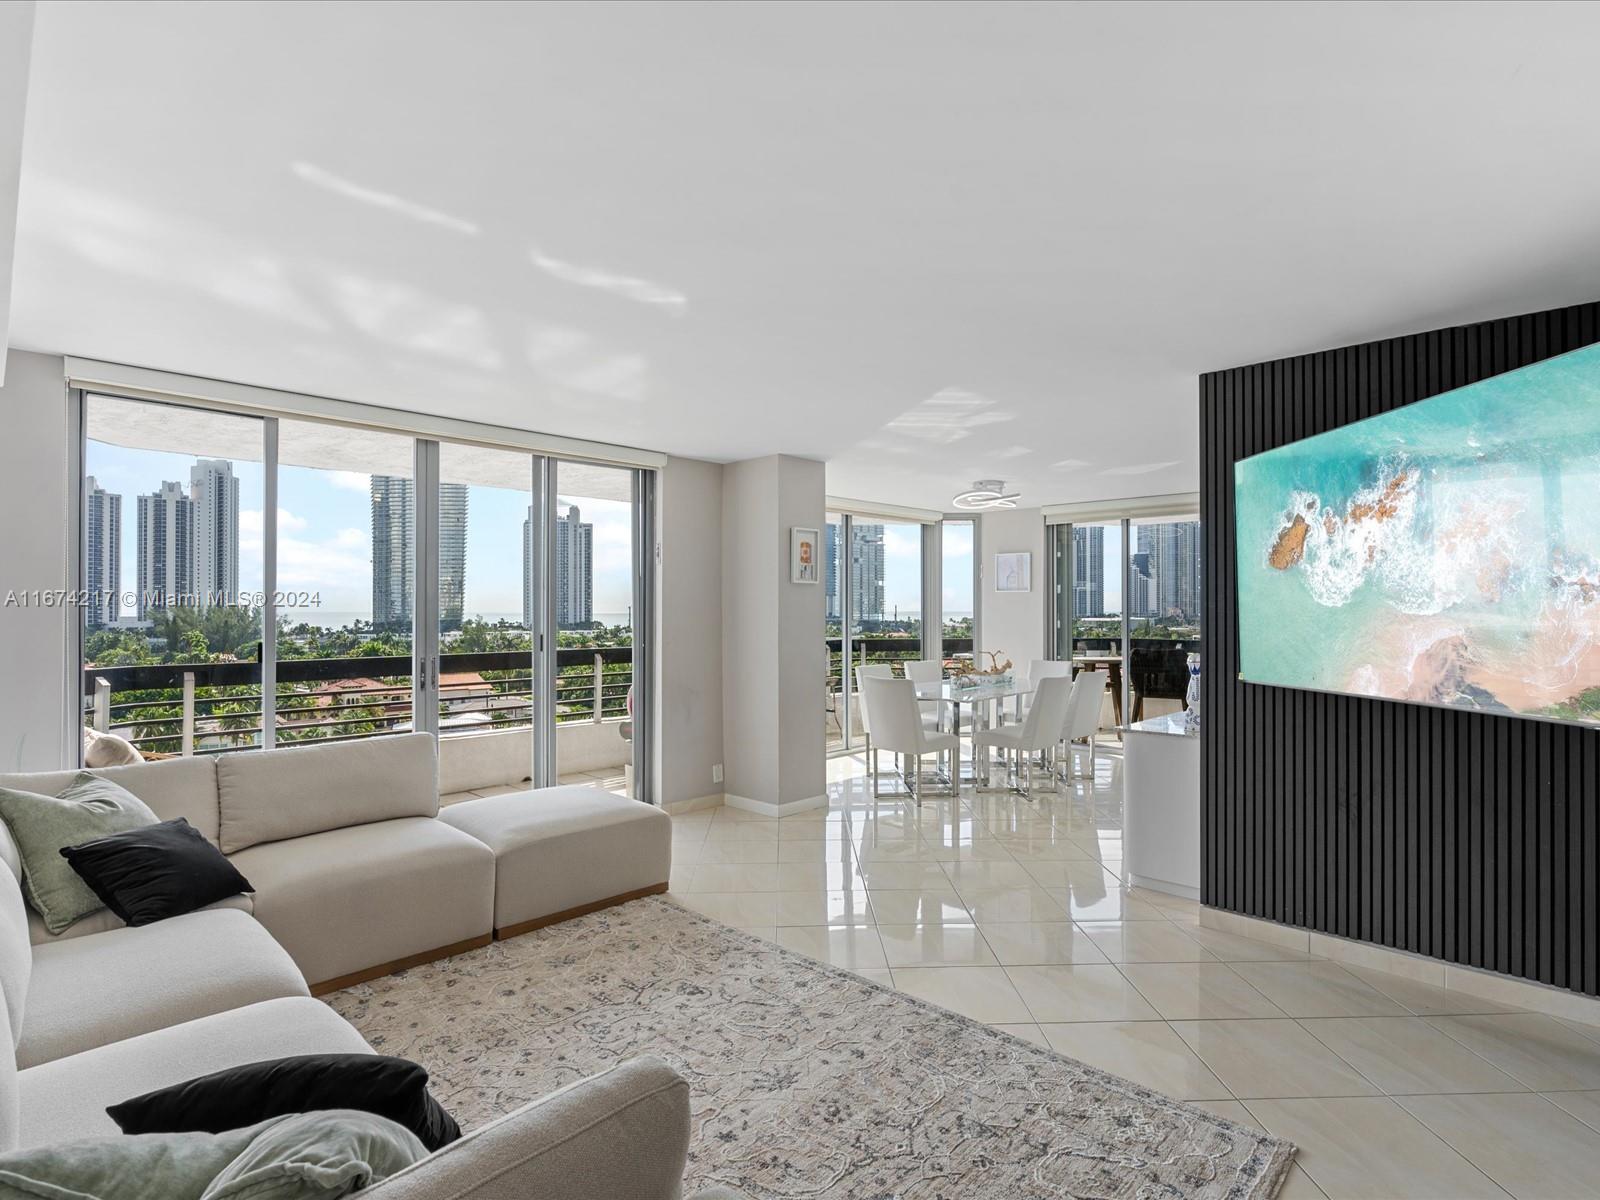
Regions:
[[1185, 653, 1201, 730]]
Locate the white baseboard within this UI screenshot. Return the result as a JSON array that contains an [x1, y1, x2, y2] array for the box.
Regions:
[[663, 793, 724, 816], [1127, 873, 1200, 902], [723, 792, 830, 818], [1201, 905, 1600, 1029]]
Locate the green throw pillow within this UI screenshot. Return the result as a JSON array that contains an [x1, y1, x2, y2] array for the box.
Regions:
[[201, 1109, 426, 1199], [0, 1111, 425, 1200], [0, 1120, 261, 1200], [0, 772, 158, 933]]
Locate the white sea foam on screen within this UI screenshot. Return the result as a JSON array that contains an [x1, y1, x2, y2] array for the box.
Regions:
[[1387, 477, 1529, 617], [1274, 456, 1535, 618], [1273, 458, 1419, 609]]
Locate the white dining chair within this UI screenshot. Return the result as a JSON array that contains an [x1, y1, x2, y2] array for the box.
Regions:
[[1062, 669, 1108, 778], [854, 662, 895, 778], [862, 675, 959, 802], [972, 674, 1075, 799], [903, 657, 957, 780], [902, 657, 949, 719], [1020, 658, 1072, 720]]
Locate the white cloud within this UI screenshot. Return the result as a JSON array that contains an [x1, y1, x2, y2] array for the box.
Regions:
[[239, 508, 308, 544], [327, 471, 371, 493], [883, 526, 922, 557], [237, 509, 371, 614]]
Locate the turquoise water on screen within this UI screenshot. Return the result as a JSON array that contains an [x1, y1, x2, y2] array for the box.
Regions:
[[1233, 341, 1600, 721]]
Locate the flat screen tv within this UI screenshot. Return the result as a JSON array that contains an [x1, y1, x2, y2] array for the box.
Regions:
[[1234, 341, 1600, 726]]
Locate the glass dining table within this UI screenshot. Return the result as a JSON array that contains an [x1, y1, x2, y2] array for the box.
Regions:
[[912, 677, 1035, 784]]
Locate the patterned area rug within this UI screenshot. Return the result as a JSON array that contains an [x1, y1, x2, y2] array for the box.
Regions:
[[328, 896, 1295, 1198]]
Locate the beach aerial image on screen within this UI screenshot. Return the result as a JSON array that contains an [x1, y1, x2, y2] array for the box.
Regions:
[[1234, 342, 1600, 725]]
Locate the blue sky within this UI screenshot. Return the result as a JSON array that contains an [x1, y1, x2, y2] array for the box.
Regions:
[[89, 439, 972, 626], [87, 442, 636, 624]]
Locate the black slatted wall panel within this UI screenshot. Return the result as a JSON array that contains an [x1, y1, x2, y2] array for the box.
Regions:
[[1200, 301, 1600, 996]]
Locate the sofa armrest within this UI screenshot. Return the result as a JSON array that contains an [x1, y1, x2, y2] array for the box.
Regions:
[[368, 1056, 690, 1200]]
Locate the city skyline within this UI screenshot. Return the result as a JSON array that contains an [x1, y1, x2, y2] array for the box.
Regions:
[[369, 475, 472, 632], [85, 439, 630, 630], [1064, 521, 1201, 622], [825, 521, 889, 623], [190, 458, 240, 609], [87, 441, 972, 633], [135, 479, 194, 620], [523, 504, 595, 630], [825, 520, 944, 623], [1135, 520, 1201, 620], [84, 476, 120, 629]]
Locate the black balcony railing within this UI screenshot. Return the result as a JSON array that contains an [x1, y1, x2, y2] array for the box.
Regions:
[[83, 647, 633, 756], [823, 636, 973, 691]]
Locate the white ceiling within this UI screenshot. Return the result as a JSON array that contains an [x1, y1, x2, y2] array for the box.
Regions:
[[10, 1, 1600, 509]]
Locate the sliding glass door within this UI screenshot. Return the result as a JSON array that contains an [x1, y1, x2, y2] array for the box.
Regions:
[[551, 461, 640, 794], [942, 518, 975, 669], [825, 511, 847, 751], [272, 421, 417, 748], [1127, 514, 1201, 724], [76, 392, 657, 803], [435, 442, 535, 751], [81, 395, 265, 757], [1049, 511, 1204, 739], [868, 518, 923, 668], [824, 510, 931, 755]]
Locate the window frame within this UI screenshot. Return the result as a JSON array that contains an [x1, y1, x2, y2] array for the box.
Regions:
[[70, 387, 660, 803]]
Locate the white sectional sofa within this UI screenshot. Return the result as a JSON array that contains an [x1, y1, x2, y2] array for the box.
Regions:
[[0, 733, 699, 1197]]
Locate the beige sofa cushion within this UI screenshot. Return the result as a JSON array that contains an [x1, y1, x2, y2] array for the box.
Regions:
[[24, 891, 253, 947], [16, 996, 371, 1150], [216, 733, 438, 854], [0, 990, 16, 1153], [0, 856, 30, 1049], [0, 756, 220, 846], [18, 908, 308, 1069], [369, 1057, 690, 1200], [439, 788, 671, 931], [229, 817, 493, 987]]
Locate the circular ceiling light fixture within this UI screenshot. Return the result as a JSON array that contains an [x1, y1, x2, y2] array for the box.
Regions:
[[951, 479, 1020, 511]]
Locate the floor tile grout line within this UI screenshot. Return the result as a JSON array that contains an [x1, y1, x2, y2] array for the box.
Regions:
[[1233, 1098, 1513, 1200], [1417, 1011, 1597, 1093]]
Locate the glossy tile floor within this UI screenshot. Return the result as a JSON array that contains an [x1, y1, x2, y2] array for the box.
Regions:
[[662, 746, 1600, 1200]]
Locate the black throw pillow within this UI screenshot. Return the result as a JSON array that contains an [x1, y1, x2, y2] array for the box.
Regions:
[[60, 817, 254, 927], [107, 1054, 461, 1151]]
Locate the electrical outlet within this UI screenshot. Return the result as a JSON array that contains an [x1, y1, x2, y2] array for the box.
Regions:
[[711, 763, 723, 784]]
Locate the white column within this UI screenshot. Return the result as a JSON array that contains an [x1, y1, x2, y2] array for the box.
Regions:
[[720, 454, 827, 816], [0, 351, 71, 770]]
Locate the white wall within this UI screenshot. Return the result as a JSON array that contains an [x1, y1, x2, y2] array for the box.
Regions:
[[656, 455, 724, 807], [719, 457, 780, 805], [773, 455, 826, 807], [977, 505, 1046, 673], [0, 349, 70, 770], [720, 454, 825, 813]]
